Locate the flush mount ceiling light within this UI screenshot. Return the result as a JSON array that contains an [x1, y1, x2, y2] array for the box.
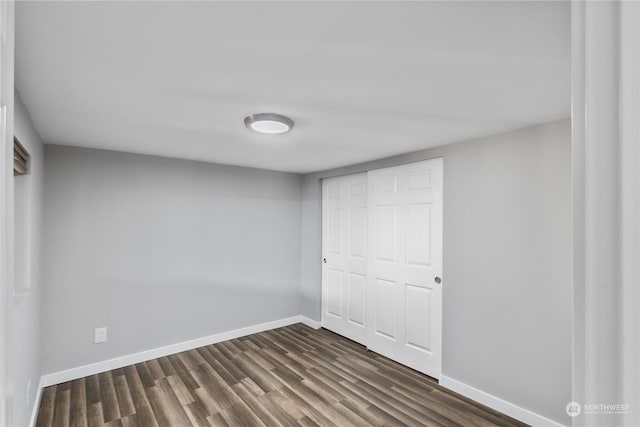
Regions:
[[244, 113, 294, 134]]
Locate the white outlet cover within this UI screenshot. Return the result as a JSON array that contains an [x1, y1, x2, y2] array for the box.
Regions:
[[94, 327, 107, 344]]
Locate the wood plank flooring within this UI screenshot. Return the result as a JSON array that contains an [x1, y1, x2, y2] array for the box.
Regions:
[[36, 324, 528, 427]]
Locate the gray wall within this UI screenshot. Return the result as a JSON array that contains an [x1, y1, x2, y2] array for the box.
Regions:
[[41, 120, 571, 424], [300, 119, 572, 424], [42, 145, 302, 374], [8, 91, 44, 426]]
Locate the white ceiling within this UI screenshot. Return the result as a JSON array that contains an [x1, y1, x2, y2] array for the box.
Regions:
[[15, 1, 570, 174]]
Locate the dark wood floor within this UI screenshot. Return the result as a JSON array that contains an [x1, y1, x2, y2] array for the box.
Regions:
[[36, 324, 527, 427]]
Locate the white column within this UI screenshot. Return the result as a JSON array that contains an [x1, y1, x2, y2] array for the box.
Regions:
[[0, 2, 15, 425], [0, 0, 11, 424], [572, 1, 640, 426], [620, 3, 640, 426]]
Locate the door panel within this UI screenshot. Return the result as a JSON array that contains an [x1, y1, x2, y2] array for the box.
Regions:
[[374, 278, 397, 340], [376, 175, 397, 193], [375, 206, 397, 262], [326, 269, 343, 317], [349, 208, 366, 258], [326, 208, 343, 255], [405, 284, 432, 351], [347, 273, 366, 326], [367, 158, 443, 378], [322, 173, 368, 345], [408, 169, 432, 191], [406, 203, 431, 266], [349, 181, 366, 199]]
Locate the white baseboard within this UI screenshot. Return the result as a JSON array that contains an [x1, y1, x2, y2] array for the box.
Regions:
[[32, 319, 563, 427], [299, 316, 321, 330], [439, 375, 567, 427], [40, 315, 308, 388]]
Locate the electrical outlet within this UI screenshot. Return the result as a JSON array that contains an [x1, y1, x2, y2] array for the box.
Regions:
[[94, 327, 107, 344]]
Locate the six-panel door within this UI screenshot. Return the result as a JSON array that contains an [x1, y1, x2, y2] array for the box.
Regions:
[[366, 159, 443, 379], [322, 173, 368, 345]]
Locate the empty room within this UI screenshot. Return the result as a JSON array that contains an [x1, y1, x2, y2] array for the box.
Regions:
[[1, 1, 639, 427]]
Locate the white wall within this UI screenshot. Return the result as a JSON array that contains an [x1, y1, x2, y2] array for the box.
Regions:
[[300, 119, 572, 424], [42, 146, 302, 374], [7, 91, 44, 426]]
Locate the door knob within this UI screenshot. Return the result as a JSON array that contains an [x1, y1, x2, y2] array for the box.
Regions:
[[323, 258, 327, 264], [435, 276, 442, 284]]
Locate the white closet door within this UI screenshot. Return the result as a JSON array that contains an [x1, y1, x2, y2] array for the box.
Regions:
[[366, 159, 443, 378], [322, 173, 368, 345]]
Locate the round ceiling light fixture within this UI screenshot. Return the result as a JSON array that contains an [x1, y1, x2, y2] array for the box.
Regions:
[[244, 113, 294, 134]]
